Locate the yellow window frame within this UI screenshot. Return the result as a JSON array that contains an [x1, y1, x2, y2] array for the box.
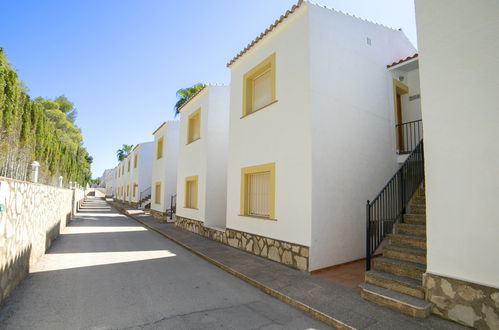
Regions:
[[154, 182, 161, 204], [156, 136, 164, 159], [240, 162, 276, 219], [242, 53, 276, 117], [184, 175, 199, 209], [187, 109, 201, 144]]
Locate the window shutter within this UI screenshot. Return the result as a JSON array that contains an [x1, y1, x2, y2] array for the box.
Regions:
[[191, 115, 200, 141], [252, 70, 272, 112], [248, 171, 270, 217], [155, 183, 161, 204]]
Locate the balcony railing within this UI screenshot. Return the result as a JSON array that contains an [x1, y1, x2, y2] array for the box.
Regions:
[[396, 119, 423, 154]]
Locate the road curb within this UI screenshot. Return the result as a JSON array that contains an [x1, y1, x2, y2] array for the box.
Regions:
[[106, 200, 354, 330]]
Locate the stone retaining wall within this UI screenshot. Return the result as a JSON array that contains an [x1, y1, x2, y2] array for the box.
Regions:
[[424, 273, 499, 329], [0, 177, 84, 304], [175, 216, 309, 271]]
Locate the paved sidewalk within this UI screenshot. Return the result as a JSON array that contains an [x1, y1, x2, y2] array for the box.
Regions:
[[108, 200, 465, 330]]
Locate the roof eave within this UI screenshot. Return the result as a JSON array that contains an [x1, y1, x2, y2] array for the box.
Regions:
[[387, 57, 418, 71]]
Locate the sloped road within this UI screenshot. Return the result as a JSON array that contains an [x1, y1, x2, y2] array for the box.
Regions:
[[0, 197, 331, 330]]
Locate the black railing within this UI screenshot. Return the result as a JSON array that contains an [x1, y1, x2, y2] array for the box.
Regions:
[[396, 119, 423, 154], [139, 186, 151, 203], [170, 194, 176, 220], [366, 140, 424, 270]]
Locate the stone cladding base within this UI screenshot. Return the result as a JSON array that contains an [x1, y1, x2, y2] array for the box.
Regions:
[[424, 273, 499, 329], [175, 216, 309, 271]]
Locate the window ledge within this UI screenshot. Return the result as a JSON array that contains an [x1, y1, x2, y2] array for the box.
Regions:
[[238, 214, 277, 221], [185, 207, 199, 210], [241, 100, 278, 119], [186, 137, 200, 145]]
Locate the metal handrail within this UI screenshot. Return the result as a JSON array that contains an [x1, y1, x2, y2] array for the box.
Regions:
[[395, 119, 423, 154], [139, 186, 151, 202], [170, 194, 176, 220], [366, 140, 424, 270]]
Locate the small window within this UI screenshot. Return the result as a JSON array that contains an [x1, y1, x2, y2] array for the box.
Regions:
[[134, 154, 138, 168], [156, 137, 164, 159], [133, 184, 137, 198], [185, 176, 198, 209], [127, 159, 131, 172], [240, 163, 275, 219], [187, 109, 201, 144], [154, 182, 161, 204], [243, 53, 276, 116], [126, 184, 129, 197]]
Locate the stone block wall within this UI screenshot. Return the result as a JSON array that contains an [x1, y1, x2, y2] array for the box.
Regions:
[[150, 209, 169, 222], [0, 177, 83, 304], [175, 216, 309, 271], [424, 273, 499, 329]]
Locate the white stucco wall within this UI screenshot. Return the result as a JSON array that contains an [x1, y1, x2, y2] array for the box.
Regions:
[[104, 167, 116, 197], [135, 142, 154, 203], [308, 4, 417, 270], [416, 0, 499, 288], [151, 121, 179, 213], [226, 6, 313, 246], [205, 87, 230, 228], [116, 159, 129, 200], [176, 86, 230, 226]]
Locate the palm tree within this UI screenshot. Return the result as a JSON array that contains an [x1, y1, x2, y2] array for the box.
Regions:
[[174, 83, 204, 116], [116, 144, 133, 161]]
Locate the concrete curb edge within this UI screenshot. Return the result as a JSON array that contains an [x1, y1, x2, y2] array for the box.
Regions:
[[106, 200, 354, 330]]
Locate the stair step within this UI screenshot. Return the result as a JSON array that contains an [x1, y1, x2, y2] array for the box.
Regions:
[[398, 223, 426, 237], [360, 283, 432, 319], [409, 204, 426, 214], [389, 234, 426, 249], [373, 257, 425, 280], [365, 270, 424, 299], [415, 188, 425, 197], [404, 214, 426, 224], [411, 196, 426, 204], [384, 245, 426, 264]]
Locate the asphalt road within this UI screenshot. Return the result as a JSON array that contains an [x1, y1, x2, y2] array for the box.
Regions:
[[0, 198, 331, 330]]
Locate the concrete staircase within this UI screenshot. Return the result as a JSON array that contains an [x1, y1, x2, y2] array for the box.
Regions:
[[360, 186, 432, 318]]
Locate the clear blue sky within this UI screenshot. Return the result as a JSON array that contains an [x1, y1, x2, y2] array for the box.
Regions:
[[0, 0, 417, 178]]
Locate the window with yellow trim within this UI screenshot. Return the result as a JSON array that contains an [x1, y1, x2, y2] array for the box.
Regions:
[[184, 176, 198, 209], [133, 184, 137, 198], [240, 163, 275, 219], [156, 137, 164, 159], [243, 53, 276, 116], [187, 109, 201, 144], [127, 159, 130, 172], [134, 154, 138, 168], [154, 182, 161, 204], [126, 184, 129, 197]]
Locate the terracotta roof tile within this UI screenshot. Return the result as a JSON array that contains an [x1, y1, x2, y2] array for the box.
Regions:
[[226, 1, 401, 68], [152, 121, 167, 135], [387, 53, 418, 68], [226, 0, 304, 67]]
